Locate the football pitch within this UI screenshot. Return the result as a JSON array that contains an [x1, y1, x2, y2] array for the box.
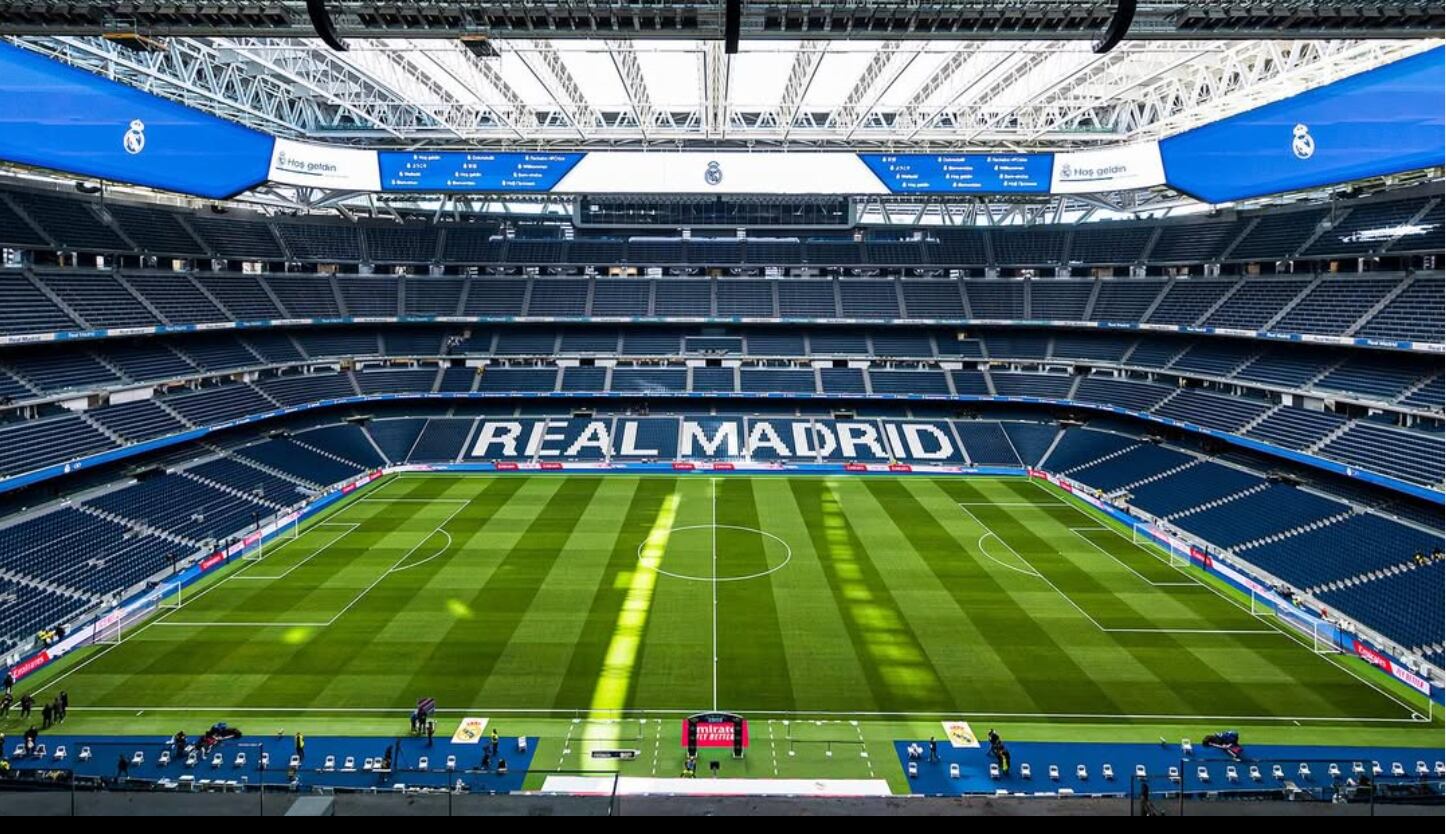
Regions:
[[14, 472, 1433, 741]]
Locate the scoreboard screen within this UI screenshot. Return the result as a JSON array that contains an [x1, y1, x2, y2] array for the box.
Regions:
[[378, 151, 583, 192], [859, 153, 1053, 194]]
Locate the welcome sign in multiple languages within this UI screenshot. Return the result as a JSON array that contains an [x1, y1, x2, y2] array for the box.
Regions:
[[859, 153, 1054, 193], [377, 151, 583, 191]]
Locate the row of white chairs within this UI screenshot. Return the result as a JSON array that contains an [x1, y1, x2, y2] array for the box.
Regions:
[[908, 758, 1446, 783]]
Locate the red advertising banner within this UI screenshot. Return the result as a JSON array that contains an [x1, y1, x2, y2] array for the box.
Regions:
[[199, 553, 226, 571], [8, 650, 50, 681], [1353, 640, 1429, 693], [681, 717, 749, 748], [672, 461, 696, 471], [711, 462, 735, 471], [539, 461, 564, 470], [844, 463, 868, 472], [494, 462, 519, 471], [888, 463, 913, 473]]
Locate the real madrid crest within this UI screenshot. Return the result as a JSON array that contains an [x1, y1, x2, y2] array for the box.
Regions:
[[1291, 123, 1315, 160], [123, 119, 147, 155], [704, 160, 723, 186]]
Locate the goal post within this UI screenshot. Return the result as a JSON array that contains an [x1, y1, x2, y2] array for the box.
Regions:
[[92, 607, 126, 646], [157, 578, 183, 610], [242, 509, 301, 562], [1272, 602, 1348, 656], [1131, 522, 1190, 568]]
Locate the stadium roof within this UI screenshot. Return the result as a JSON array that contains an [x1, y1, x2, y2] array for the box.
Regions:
[[0, 1, 1440, 151], [0, 2, 1440, 220]]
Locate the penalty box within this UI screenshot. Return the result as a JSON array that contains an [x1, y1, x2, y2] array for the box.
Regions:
[[157, 496, 467, 629]]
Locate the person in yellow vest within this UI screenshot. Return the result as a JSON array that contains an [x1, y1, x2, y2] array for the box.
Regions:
[[490, 727, 499, 756], [294, 731, 305, 761]]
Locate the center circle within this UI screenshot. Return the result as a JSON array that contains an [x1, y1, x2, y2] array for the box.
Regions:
[[636, 524, 792, 582]]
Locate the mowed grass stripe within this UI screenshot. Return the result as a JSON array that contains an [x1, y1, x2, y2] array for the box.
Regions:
[[1027, 478, 1415, 719], [786, 478, 950, 712], [756, 478, 877, 713], [938, 480, 1296, 717], [862, 478, 1124, 715], [474, 476, 644, 708], [390, 476, 599, 708], [921, 477, 1281, 717], [303, 476, 529, 710], [630, 477, 711, 711], [552, 478, 680, 709], [716, 477, 795, 711]]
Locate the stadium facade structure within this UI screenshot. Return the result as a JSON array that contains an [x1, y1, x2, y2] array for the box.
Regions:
[[0, 182, 1440, 692]]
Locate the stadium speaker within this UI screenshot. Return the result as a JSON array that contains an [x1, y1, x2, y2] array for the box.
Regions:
[[306, 0, 349, 52], [1092, 0, 1137, 54], [460, 35, 500, 59], [724, 0, 742, 54]]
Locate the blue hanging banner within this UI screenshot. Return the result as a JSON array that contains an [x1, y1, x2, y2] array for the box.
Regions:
[[0, 42, 275, 199], [1160, 46, 1445, 204]]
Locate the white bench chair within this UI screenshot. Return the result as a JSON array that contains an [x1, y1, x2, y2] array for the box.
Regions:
[[1075, 764, 1087, 780], [1102, 764, 1114, 781], [1226, 766, 1238, 782], [1196, 766, 1210, 783]]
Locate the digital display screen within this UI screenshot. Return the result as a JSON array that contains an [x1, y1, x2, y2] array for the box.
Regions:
[[859, 153, 1053, 193], [378, 151, 584, 192]]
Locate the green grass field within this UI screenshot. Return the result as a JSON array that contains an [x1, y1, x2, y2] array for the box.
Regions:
[[5, 473, 1437, 784]]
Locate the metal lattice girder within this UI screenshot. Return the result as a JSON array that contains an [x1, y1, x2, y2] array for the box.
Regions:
[[0, 2, 1440, 39], [1116, 39, 1435, 138], [516, 39, 603, 137], [607, 39, 658, 138], [8, 35, 325, 137], [192, 36, 459, 139], [771, 40, 827, 136]]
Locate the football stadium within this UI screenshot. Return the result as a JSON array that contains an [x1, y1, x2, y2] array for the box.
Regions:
[[0, 1, 1440, 818]]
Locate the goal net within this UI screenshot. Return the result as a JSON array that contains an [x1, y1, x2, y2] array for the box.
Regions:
[[242, 511, 300, 562], [1131, 522, 1191, 568], [92, 608, 127, 646], [1259, 594, 1347, 655]]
